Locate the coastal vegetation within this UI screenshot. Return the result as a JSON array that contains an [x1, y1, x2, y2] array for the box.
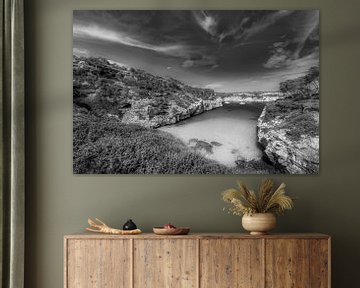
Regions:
[[73, 106, 277, 174], [272, 66, 319, 142], [73, 109, 233, 174]]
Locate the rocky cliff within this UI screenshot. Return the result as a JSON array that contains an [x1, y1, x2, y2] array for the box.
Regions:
[[257, 98, 319, 174], [73, 56, 223, 128], [223, 91, 284, 104], [121, 98, 223, 128]]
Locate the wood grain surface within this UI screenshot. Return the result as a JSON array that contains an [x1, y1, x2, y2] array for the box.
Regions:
[[66, 239, 131, 288], [309, 239, 330, 288], [65, 233, 330, 240], [133, 239, 198, 288], [64, 233, 330, 288], [265, 239, 310, 287], [200, 239, 264, 288]]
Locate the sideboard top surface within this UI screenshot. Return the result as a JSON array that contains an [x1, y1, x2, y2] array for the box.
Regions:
[[64, 232, 330, 240]]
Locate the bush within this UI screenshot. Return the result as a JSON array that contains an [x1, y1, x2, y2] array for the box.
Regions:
[[73, 114, 232, 174]]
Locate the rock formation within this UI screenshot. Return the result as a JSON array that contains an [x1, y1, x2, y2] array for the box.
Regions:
[[257, 98, 319, 174], [121, 98, 223, 128], [223, 91, 284, 104], [73, 56, 224, 128]]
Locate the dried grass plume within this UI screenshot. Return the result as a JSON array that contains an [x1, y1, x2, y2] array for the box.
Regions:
[[222, 179, 294, 216]]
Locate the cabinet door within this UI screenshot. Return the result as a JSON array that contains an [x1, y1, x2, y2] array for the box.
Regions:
[[133, 239, 198, 288], [66, 239, 131, 288], [200, 239, 264, 288], [309, 239, 330, 288], [266, 239, 309, 288]]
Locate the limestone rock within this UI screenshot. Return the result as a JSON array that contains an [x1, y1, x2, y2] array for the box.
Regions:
[[73, 56, 224, 129], [257, 99, 319, 174], [121, 98, 223, 128]]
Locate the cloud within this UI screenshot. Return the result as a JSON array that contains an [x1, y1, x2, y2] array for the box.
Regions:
[[241, 10, 293, 40], [285, 50, 319, 73], [204, 83, 223, 90], [73, 24, 186, 57], [193, 11, 217, 36], [295, 11, 319, 58], [218, 17, 249, 43], [74, 20, 219, 72], [258, 51, 319, 91], [264, 46, 319, 84], [73, 10, 320, 91], [73, 47, 89, 56], [108, 59, 128, 67], [181, 53, 218, 69], [264, 40, 319, 71], [263, 41, 293, 68], [192, 11, 290, 45], [264, 11, 319, 71], [182, 60, 194, 68]]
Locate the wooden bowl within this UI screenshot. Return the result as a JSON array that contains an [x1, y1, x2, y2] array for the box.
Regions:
[[153, 227, 190, 235]]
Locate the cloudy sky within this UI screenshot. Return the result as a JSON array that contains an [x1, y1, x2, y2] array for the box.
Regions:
[[73, 10, 319, 92]]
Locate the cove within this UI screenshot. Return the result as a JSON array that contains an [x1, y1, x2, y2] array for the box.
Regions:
[[158, 103, 265, 167]]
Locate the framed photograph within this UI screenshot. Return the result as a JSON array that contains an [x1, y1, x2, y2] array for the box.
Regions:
[[73, 10, 319, 174]]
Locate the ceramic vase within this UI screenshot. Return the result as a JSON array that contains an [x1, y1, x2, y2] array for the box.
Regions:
[[242, 213, 276, 235]]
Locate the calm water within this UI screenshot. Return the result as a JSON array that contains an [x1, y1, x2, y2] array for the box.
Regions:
[[159, 103, 265, 167]]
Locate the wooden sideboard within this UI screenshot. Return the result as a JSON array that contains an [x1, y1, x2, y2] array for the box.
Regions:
[[64, 233, 330, 288]]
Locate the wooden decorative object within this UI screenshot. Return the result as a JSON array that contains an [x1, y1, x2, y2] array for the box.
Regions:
[[86, 218, 142, 235], [64, 233, 331, 288], [153, 227, 190, 235]]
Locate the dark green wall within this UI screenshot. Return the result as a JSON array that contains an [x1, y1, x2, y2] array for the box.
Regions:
[[24, 0, 360, 287]]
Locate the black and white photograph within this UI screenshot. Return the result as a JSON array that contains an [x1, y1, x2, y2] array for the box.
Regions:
[[73, 10, 319, 174]]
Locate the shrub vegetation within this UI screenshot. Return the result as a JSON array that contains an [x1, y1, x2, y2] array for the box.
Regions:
[[73, 111, 233, 174]]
